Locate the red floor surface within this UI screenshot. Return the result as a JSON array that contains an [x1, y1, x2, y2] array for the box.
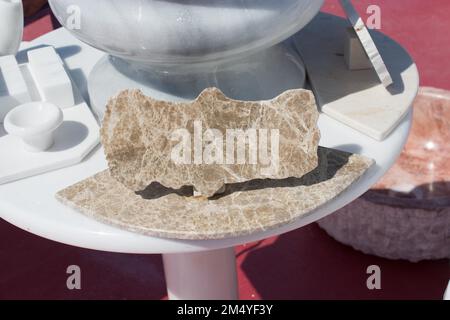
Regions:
[[2, 1, 449, 300]]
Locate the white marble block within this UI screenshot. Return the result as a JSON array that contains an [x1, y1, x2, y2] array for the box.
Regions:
[[344, 27, 372, 70], [0, 55, 31, 122], [28, 47, 74, 109], [27, 46, 63, 67], [0, 55, 17, 69]]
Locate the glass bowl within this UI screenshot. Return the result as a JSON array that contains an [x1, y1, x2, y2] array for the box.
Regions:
[[49, 0, 324, 66]]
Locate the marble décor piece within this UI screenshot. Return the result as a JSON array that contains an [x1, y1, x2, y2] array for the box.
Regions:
[[56, 147, 374, 240], [318, 87, 450, 262], [101, 88, 320, 197], [339, 0, 393, 87], [49, 0, 324, 66], [0, 45, 100, 185], [293, 13, 419, 141]]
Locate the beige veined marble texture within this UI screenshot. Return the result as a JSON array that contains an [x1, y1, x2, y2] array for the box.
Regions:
[[57, 147, 374, 240], [101, 88, 321, 197]]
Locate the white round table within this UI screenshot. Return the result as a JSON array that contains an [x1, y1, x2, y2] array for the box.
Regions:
[[0, 28, 416, 300]]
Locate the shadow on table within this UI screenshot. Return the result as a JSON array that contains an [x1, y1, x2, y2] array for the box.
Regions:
[[49, 121, 89, 152], [211, 147, 350, 200], [239, 223, 450, 300], [0, 123, 6, 138], [138, 147, 352, 201], [17, 44, 82, 65]]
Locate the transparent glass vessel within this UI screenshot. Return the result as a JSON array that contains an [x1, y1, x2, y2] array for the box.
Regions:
[[49, 0, 324, 118]]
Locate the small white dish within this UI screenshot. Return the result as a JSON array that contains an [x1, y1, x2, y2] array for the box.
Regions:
[[4, 101, 63, 152]]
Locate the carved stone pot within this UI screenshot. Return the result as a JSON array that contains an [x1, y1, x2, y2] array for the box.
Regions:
[[318, 87, 450, 262]]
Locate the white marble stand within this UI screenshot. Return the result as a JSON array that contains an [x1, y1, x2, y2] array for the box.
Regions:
[[0, 29, 414, 301], [163, 248, 239, 300]]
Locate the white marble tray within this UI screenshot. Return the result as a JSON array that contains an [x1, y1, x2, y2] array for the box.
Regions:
[[293, 13, 419, 141], [0, 60, 99, 185]]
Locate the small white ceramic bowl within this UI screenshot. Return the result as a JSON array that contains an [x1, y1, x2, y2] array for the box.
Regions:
[[4, 101, 63, 152]]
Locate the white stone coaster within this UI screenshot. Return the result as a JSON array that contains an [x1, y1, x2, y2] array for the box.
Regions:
[[293, 13, 419, 141], [0, 55, 31, 121], [339, 0, 393, 87]]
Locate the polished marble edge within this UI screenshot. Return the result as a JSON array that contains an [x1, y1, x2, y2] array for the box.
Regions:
[[56, 147, 374, 240]]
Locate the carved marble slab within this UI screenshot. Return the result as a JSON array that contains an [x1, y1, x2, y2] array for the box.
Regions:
[[339, 0, 393, 87], [293, 13, 419, 141], [101, 88, 321, 197], [56, 147, 374, 240]]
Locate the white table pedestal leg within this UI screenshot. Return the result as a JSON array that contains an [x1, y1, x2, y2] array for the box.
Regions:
[[162, 247, 239, 300]]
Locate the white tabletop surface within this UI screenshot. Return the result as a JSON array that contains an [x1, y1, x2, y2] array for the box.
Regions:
[[0, 28, 416, 254]]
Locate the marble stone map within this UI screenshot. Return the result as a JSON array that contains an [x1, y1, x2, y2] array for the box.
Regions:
[[101, 88, 321, 197]]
